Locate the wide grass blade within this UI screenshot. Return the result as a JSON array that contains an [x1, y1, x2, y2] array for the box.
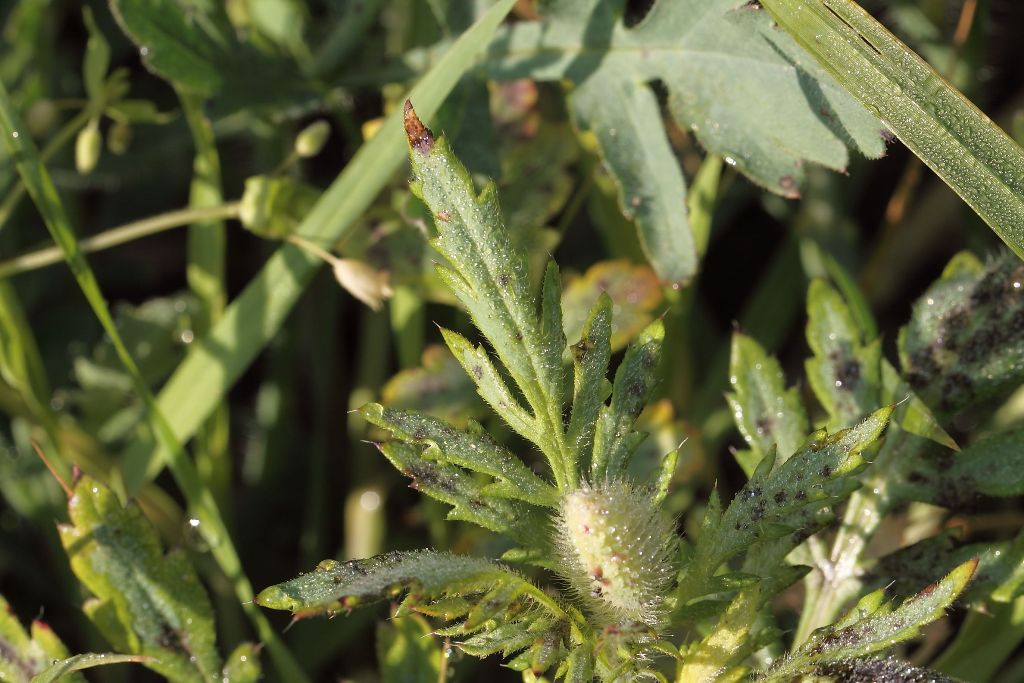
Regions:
[[760, 0, 1024, 259], [119, 0, 518, 492]]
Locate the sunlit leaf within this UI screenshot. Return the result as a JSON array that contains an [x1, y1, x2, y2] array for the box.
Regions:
[[487, 0, 885, 282], [765, 560, 977, 681], [761, 0, 1024, 259]]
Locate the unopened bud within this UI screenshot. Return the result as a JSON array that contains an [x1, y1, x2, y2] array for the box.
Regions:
[[295, 120, 330, 158], [556, 480, 677, 626], [75, 122, 102, 174]]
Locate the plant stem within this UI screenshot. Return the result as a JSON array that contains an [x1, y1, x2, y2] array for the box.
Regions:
[[180, 92, 233, 524], [0, 203, 240, 278]]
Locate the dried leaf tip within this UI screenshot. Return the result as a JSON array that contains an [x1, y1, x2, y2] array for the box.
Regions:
[[403, 100, 434, 156]]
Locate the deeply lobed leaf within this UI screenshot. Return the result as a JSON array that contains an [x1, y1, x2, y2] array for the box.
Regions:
[[405, 102, 573, 486], [57, 476, 260, 683], [678, 407, 892, 609], [727, 332, 809, 472]]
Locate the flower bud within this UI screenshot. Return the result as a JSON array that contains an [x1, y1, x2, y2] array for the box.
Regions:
[[75, 121, 102, 174], [295, 120, 330, 158], [556, 480, 676, 626]]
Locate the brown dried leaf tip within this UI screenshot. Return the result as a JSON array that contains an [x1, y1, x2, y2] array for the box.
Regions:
[[404, 100, 435, 156]]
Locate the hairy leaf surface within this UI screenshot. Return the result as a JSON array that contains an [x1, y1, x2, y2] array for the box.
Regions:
[[766, 560, 977, 681], [57, 476, 260, 683]]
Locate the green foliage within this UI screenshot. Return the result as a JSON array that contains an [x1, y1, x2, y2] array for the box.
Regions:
[[900, 252, 1024, 417], [765, 560, 977, 681], [0, 592, 84, 683], [58, 475, 261, 683], [487, 0, 885, 283], [2, 1, 1024, 682]]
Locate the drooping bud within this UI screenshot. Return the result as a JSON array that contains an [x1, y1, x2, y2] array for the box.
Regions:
[[332, 258, 393, 311], [555, 480, 677, 626]]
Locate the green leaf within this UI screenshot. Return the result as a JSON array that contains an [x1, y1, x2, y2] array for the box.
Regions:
[[487, 0, 884, 281], [678, 407, 891, 607], [374, 441, 548, 545], [570, 77, 696, 285], [360, 403, 558, 508], [899, 251, 1024, 418], [256, 551, 576, 677], [82, 7, 111, 103], [727, 332, 809, 469], [866, 531, 1013, 603], [406, 103, 572, 486], [30, 653, 149, 683], [560, 260, 665, 353], [566, 294, 613, 462], [590, 319, 664, 480], [120, 0, 518, 494], [376, 613, 442, 683], [896, 428, 1024, 509], [879, 358, 958, 451], [57, 476, 260, 683], [765, 560, 977, 681], [0, 593, 85, 683], [811, 658, 963, 683], [761, 0, 1024, 259], [805, 279, 881, 429], [108, 0, 233, 96], [255, 550, 563, 619]]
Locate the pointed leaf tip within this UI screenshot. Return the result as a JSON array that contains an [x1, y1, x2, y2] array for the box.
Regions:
[[404, 100, 434, 156]]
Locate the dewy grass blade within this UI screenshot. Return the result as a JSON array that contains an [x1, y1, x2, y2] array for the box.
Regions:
[[0, 80, 310, 683], [119, 0, 518, 493], [761, 0, 1024, 259]]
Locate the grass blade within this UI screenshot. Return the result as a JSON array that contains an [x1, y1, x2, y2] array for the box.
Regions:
[[0, 79, 309, 683], [120, 0, 518, 492], [760, 0, 1024, 259], [180, 92, 232, 516]]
